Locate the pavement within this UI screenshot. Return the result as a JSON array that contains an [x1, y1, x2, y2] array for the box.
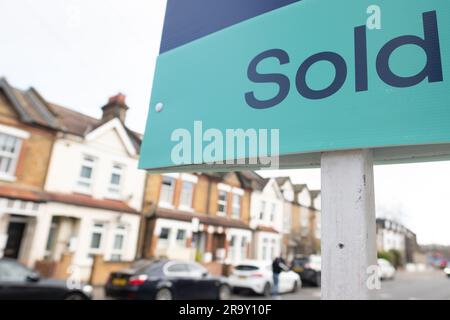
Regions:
[[94, 270, 450, 300], [234, 269, 450, 300]]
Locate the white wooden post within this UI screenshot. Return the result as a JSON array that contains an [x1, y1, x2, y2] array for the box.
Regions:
[[321, 149, 378, 300]]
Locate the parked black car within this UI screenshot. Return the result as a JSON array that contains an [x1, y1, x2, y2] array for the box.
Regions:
[[0, 258, 92, 300], [105, 259, 231, 300], [291, 255, 321, 287]]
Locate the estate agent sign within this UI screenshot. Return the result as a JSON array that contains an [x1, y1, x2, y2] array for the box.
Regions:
[[139, 0, 450, 172]]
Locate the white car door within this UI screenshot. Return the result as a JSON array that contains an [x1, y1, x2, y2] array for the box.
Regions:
[[278, 271, 293, 293]]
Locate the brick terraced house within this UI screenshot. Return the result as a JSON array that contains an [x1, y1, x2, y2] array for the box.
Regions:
[[42, 93, 145, 280], [139, 172, 260, 273], [275, 177, 321, 260], [0, 77, 323, 282], [0, 78, 145, 281], [0, 78, 59, 266]]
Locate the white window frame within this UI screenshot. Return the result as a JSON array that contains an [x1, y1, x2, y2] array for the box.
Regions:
[[259, 201, 266, 220], [217, 190, 228, 216], [158, 227, 171, 249], [88, 223, 106, 257], [301, 211, 309, 228], [270, 239, 276, 260], [45, 221, 58, 258], [179, 181, 194, 211], [110, 225, 127, 261], [0, 131, 24, 181], [240, 237, 247, 261], [175, 229, 187, 246], [159, 176, 176, 208], [76, 155, 96, 193], [229, 235, 237, 262], [262, 238, 269, 261], [269, 203, 277, 222], [231, 193, 241, 219], [108, 163, 124, 197], [181, 173, 198, 184]]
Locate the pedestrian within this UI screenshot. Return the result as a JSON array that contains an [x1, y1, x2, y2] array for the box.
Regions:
[[272, 256, 289, 298]]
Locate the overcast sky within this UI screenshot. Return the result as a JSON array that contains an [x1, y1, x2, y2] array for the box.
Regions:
[[1, 0, 449, 245]]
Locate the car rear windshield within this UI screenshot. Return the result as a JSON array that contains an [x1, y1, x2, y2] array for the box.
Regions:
[[293, 258, 309, 266], [234, 265, 259, 271], [133, 260, 165, 276]]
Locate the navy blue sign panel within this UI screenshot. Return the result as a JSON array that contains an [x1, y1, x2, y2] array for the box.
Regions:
[[160, 0, 300, 53]]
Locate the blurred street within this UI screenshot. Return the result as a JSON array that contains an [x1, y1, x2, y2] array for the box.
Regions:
[[93, 270, 450, 300], [235, 270, 450, 300]]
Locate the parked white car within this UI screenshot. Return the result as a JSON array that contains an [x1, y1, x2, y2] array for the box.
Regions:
[[228, 260, 301, 296], [378, 258, 396, 280], [444, 262, 450, 277]]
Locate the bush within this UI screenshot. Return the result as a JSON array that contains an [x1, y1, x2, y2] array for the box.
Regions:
[[378, 251, 394, 264], [389, 249, 403, 268]]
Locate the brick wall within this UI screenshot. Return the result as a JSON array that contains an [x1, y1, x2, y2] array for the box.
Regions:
[[34, 253, 73, 280], [0, 92, 56, 189], [291, 203, 301, 233], [89, 255, 132, 286]]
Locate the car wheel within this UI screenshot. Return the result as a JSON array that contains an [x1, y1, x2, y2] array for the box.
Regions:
[[315, 273, 321, 287], [65, 292, 88, 300], [262, 283, 271, 297], [218, 285, 231, 300], [155, 288, 173, 300], [291, 280, 299, 293]]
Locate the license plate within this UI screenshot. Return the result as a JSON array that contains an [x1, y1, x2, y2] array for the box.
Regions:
[[112, 278, 127, 286], [238, 275, 247, 279]]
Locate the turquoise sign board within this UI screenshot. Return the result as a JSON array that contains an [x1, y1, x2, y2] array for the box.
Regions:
[[140, 0, 450, 172]]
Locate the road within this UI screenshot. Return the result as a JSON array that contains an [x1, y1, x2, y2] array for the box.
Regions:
[[94, 270, 450, 300], [232, 270, 450, 300]]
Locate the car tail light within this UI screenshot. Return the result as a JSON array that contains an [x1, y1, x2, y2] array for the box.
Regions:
[[128, 274, 148, 286]]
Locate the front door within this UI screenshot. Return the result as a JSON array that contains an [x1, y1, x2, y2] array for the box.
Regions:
[[212, 234, 226, 261], [4, 222, 26, 259]]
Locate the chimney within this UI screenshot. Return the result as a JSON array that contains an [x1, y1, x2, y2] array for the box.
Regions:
[[101, 93, 129, 123]]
